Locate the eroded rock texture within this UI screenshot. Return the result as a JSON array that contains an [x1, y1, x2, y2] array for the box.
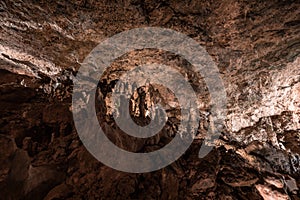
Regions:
[[0, 0, 299, 199]]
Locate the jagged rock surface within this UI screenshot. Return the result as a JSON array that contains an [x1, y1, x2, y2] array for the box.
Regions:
[[0, 0, 299, 199]]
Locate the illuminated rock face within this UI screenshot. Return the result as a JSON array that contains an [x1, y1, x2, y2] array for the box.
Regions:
[[0, 0, 299, 199]]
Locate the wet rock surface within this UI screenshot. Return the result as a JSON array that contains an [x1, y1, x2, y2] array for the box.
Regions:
[[0, 0, 300, 199]]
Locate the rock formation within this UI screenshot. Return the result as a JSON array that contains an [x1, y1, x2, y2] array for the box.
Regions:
[[0, 0, 299, 199]]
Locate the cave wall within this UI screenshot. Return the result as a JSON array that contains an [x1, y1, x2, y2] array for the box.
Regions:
[[0, 0, 299, 199]]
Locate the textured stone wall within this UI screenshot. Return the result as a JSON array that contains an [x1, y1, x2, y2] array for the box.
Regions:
[[0, 0, 299, 199]]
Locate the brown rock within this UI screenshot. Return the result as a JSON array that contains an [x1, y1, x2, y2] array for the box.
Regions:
[[44, 183, 72, 200], [191, 177, 215, 192], [255, 184, 289, 200]]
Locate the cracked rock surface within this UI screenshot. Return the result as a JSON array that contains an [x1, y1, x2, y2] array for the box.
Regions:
[[0, 0, 299, 199]]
